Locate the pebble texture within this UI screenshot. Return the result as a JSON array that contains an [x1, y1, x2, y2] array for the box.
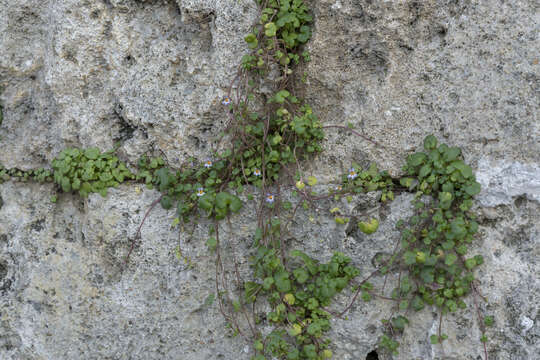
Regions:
[[0, 0, 539, 359]]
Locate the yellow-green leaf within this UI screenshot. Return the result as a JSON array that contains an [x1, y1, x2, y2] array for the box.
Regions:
[[358, 218, 379, 234]]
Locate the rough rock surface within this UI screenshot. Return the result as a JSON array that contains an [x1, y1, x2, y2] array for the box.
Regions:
[[0, 0, 539, 360]]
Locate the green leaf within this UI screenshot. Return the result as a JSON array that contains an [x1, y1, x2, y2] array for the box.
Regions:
[[287, 348, 299, 360], [274, 90, 290, 103], [72, 178, 81, 190], [99, 172, 113, 182], [297, 25, 311, 43], [358, 218, 379, 234], [268, 150, 280, 162], [160, 195, 173, 210], [392, 315, 409, 330], [244, 33, 258, 49], [274, 271, 291, 293], [420, 267, 435, 283], [403, 251, 416, 265], [206, 237, 217, 251], [474, 254, 484, 265], [293, 268, 309, 284], [264, 22, 277, 37], [155, 167, 171, 191], [430, 334, 439, 344], [361, 291, 371, 302], [481, 334, 488, 343], [303, 344, 317, 359], [215, 192, 230, 209], [85, 148, 100, 160], [407, 153, 427, 167], [443, 147, 461, 161], [271, 134, 282, 145], [198, 193, 215, 212], [456, 244, 468, 255], [229, 195, 242, 213], [424, 135, 438, 150], [288, 323, 302, 337], [439, 191, 453, 203], [452, 161, 473, 178], [419, 164, 432, 178], [290, 250, 318, 275], [411, 295, 425, 311], [416, 251, 426, 264], [263, 277, 274, 290], [80, 182, 91, 197], [60, 177, 71, 192], [399, 300, 409, 311], [425, 255, 438, 266], [465, 258, 477, 269], [442, 240, 455, 250], [464, 182, 481, 196], [400, 177, 414, 188]]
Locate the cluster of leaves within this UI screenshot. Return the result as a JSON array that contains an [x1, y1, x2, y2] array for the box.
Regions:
[[0, 164, 53, 184], [225, 0, 322, 191], [327, 162, 394, 225], [223, 101, 324, 190], [373, 135, 487, 354], [135, 155, 244, 223], [133, 155, 244, 227], [246, 241, 359, 359], [340, 163, 393, 195], [51, 148, 134, 197], [246, 0, 312, 54]]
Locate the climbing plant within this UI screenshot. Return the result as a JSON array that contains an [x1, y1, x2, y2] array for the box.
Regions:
[[0, 1, 494, 359]]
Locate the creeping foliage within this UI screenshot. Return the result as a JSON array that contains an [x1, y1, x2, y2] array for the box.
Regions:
[[52, 148, 134, 197]]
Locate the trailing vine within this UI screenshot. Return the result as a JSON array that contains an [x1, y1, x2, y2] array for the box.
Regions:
[[0, 1, 495, 359]]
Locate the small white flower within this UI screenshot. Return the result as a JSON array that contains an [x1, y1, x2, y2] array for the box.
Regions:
[[347, 168, 357, 180], [196, 188, 205, 197], [253, 168, 261, 176], [335, 185, 342, 191], [266, 194, 275, 203], [222, 97, 231, 106], [204, 160, 213, 168]]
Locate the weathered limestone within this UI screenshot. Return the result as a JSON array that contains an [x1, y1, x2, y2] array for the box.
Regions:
[[0, 0, 538, 359]]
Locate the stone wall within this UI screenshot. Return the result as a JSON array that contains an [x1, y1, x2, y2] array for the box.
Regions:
[[0, 0, 538, 359]]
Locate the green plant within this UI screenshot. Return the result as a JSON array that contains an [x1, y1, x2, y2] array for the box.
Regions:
[[0, 164, 53, 184], [371, 135, 486, 356], [52, 147, 134, 197], [0, 1, 492, 359]]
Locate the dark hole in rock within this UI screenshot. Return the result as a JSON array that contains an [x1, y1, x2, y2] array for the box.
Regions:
[[113, 102, 137, 141], [0, 261, 7, 281], [123, 55, 136, 67], [366, 350, 379, 360]]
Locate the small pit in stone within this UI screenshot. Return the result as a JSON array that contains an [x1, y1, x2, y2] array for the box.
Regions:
[[0, 261, 7, 282], [366, 350, 379, 360]]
